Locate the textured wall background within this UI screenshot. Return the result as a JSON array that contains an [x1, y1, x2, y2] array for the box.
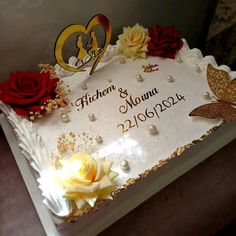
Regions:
[[0, 0, 217, 80]]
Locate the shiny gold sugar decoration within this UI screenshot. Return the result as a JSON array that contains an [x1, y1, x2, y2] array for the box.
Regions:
[[38, 63, 58, 78], [27, 65, 70, 121], [54, 14, 112, 75], [57, 132, 77, 154], [190, 64, 236, 121], [142, 63, 159, 73]]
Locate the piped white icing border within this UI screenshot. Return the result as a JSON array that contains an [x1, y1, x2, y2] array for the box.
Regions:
[[178, 39, 236, 77], [0, 101, 72, 217]]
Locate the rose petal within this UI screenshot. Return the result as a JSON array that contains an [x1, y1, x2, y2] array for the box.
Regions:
[[147, 25, 183, 58], [0, 71, 59, 117], [13, 107, 30, 116], [99, 175, 113, 189], [65, 182, 100, 193]]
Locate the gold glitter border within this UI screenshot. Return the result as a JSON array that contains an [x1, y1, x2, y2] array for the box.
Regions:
[[61, 122, 224, 222]]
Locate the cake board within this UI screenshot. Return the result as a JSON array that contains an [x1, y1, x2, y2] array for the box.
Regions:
[[1, 113, 235, 236]]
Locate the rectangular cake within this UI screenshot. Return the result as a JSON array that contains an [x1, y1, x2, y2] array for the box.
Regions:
[[0, 16, 235, 232]]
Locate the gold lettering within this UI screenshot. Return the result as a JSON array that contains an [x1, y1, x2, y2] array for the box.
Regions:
[[118, 88, 129, 98], [118, 88, 159, 114], [75, 85, 116, 111]]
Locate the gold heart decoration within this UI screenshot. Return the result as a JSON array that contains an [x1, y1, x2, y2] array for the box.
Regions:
[[54, 14, 112, 75]]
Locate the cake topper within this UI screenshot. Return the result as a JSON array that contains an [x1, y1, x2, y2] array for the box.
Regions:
[[189, 64, 236, 121], [55, 14, 112, 75]]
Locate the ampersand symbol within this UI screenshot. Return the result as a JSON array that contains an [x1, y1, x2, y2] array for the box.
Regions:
[[118, 88, 129, 98]]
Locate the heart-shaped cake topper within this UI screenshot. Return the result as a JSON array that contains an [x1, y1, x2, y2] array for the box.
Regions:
[[55, 14, 112, 75]]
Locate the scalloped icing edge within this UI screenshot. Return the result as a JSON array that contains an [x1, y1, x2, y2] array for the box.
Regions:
[[0, 101, 72, 217], [177, 39, 236, 78], [0, 39, 235, 221]]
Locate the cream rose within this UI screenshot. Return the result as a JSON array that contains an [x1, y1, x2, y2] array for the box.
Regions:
[[56, 153, 118, 211], [118, 23, 150, 59]]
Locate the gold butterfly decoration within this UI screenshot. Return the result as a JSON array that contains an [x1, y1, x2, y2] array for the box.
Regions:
[[54, 14, 112, 75], [189, 64, 236, 121]]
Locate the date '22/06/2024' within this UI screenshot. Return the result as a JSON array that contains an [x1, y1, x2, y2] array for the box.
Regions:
[[117, 93, 185, 134]]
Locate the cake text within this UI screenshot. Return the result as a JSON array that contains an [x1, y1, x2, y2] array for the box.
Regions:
[[118, 88, 159, 114], [117, 93, 186, 134], [75, 85, 116, 111]]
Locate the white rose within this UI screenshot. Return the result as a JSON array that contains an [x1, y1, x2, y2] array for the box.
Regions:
[[56, 153, 118, 211]]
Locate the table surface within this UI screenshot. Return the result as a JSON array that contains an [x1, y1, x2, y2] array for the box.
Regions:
[[0, 117, 236, 236]]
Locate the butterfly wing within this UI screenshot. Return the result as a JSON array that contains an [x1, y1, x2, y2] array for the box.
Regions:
[[189, 102, 236, 121], [207, 64, 236, 104]]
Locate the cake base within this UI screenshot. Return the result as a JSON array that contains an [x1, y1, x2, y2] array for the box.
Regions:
[[1, 113, 235, 236]]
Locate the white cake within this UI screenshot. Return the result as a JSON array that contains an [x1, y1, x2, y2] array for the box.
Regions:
[[1, 32, 235, 221]]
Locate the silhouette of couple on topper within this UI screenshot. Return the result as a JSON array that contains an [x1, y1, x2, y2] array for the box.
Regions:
[[76, 31, 98, 67]]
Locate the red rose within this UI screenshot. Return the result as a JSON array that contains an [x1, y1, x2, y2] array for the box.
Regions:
[[0, 71, 58, 116], [147, 26, 183, 59]]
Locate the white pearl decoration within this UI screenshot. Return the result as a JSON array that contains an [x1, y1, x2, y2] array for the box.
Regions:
[[136, 74, 144, 82], [167, 75, 174, 83], [81, 83, 87, 90], [95, 135, 103, 144], [148, 124, 158, 135], [176, 56, 183, 63], [194, 64, 201, 73], [61, 113, 70, 123], [203, 91, 210, 100], [120, 160, 129, 170], [88, 113, 96, 121], [119, 57, 126, 64]]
